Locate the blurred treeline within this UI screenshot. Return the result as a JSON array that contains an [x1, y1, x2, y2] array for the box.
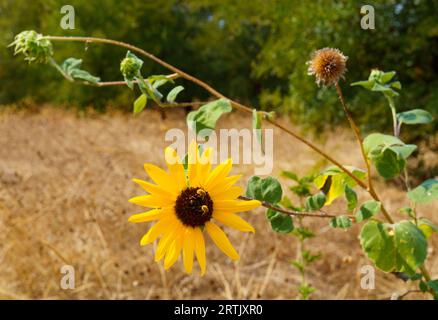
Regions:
[[0, 0, 437, 133]]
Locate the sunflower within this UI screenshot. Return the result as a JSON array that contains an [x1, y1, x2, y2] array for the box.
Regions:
[[128, 141, 261, 275]]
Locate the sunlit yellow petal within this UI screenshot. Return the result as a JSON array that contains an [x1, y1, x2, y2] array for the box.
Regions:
[[196, 147, 213, 186], [155, 233, 173, 262], [193, 227, 206, 275], [210, 186, 243, 201], [140, 217, 174, 246], [205, 222, 239, 261], [213, 211, 255, 233], [164, 147, 187, 191], [129, 195, 174, 208], [164, 234, 183, 270], [132, 178, 177, 199], [128, 208, 166, 223], [182, 228, 195, 274], [214, 199, 261, 213], [155, 221, 182, 261], [207, 175, 242, 196], [204, 158, 233, 190], [187, 140, 199, 187], [144, 163, 180, 194]]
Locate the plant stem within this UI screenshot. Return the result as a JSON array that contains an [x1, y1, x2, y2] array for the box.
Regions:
[[386, 95, 399, 136], [48, 57, 74, 82], [45, 35, 367, 190], [239, 195, 354, 219], [335, 83, 394, 224]]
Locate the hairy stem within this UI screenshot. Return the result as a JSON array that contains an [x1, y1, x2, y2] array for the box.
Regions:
[[335, 83, 394, 224]]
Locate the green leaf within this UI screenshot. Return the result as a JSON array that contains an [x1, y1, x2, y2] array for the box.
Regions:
[[364, 133, 416, 158], [266, 208, 294, 233], [305, 192, 326, 211], [397, 109, 433, 125], [364, 133, 416, 179], [390, 81, 402, 90], [246, 176, 282, 204], [302, 250, 322, 264], [187, 99, 232, 137], [166, 85, 184, 103], [355, 200, 381, 222], [281, 171, 299, 181], [371, 148, 406, 179], [60, 58, 100, 84], [380, 71, 396, 84], [408, 179, 438, 204], [330, 216, 352, 229], [418, 218, 438, 239], [419, 281, 429, 293], [298, 283, 315, 300], [352, 69, 400, 98], [360, 220, 428, 276], [292, 227, 315, 240], [351, 80, 374, 89], [345, 185, 358, 212], [133, 94, 147, 114], [138, 78, 163, 103], [291, 260, 304, 272], [148, 74, 173, 84], [426, 280, 438, 299]]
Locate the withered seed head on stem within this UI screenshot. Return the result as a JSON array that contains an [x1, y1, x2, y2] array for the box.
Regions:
[[307, 48, 348, 86]]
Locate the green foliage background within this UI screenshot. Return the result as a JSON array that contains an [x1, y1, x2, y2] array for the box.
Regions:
[[1, 0, 437, 132]]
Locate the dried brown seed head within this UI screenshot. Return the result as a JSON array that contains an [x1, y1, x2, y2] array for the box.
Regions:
[[307, 48, 348, 86]]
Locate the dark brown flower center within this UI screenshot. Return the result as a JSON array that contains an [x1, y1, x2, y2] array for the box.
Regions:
[[175, 187, 213, 227]]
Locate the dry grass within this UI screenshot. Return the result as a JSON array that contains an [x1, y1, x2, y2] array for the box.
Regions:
[[0, 106, 436, 300]]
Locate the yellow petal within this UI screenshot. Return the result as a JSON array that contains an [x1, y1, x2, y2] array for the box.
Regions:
[[128, 208, 167, 223], [132, 178, 177, 199], [155, 233, 173, 262], [204, 159, 233, 190], [182, 228, 195, 274], [143, 163, 180, 194], [155, 221, 181, 261], [187, 140, 199, 187], [164, 234, 183, 270], [164, 147, 187, 192], [128, 194, 174, 208], [140, 217, 174, 246], [210, 186, 243, 201], [214, 199, 261, 213], [193, 228, 206, 276], [213, 211, 255, 233], [205, 222, 239, 261], [207, 175, 242, 197], [196, 147, 213, 186]]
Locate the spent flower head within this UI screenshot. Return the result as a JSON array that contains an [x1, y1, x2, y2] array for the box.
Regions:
[[307, 48, 347, 86], [10, 30, 53, 64]]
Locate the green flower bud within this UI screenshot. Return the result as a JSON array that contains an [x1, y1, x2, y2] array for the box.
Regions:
[[120, 51, 143, 81], [10, 30, 53, 64]]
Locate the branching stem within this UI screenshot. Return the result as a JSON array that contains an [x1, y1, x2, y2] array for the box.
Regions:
[[335, 83, 394, 224]]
